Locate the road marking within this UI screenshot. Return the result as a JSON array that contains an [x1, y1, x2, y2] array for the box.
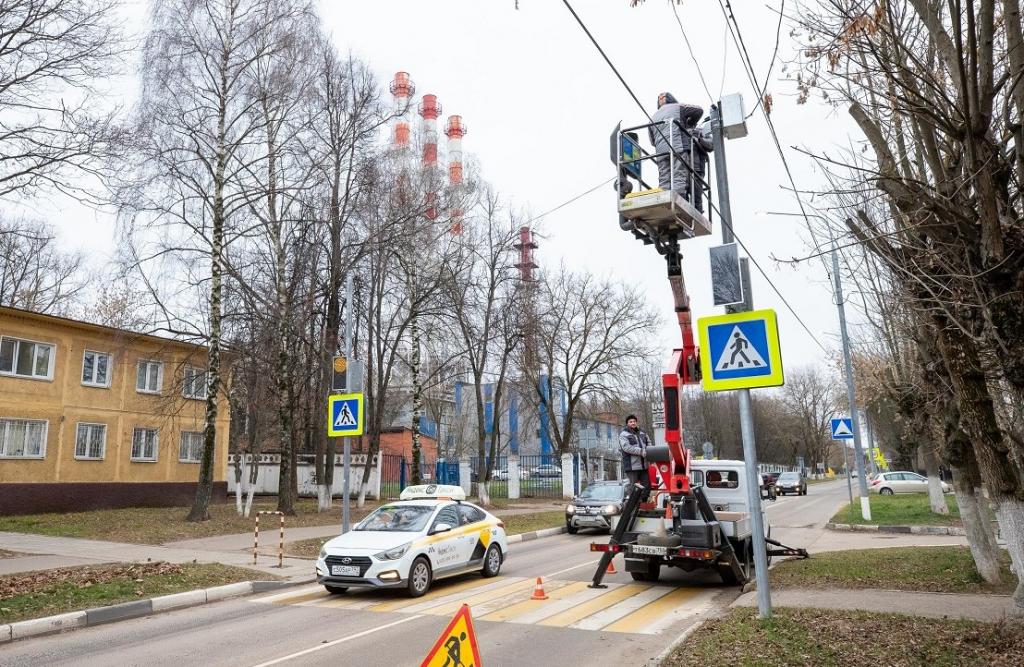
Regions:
[[536, 583, 648, 628], [376, 577, 523, 614], [543, 558, 601, 579], [250, 615, 422, 667], [600, 586, 707, 634], [507, 582, 623, 626], [270, 589, 333, 606], [253, 584, 322, 604], [478, 581, 590, 623], [764, 500, 793, 511], [435, 580, 573, 618], [418, 577, 540, 617], [569, 584, 675, 631]]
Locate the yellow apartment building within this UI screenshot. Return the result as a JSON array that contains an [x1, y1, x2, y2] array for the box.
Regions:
[[0, 306, 230, 515]]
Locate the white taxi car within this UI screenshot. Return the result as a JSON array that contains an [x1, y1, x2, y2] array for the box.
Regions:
[[315, 484, 509, 597]]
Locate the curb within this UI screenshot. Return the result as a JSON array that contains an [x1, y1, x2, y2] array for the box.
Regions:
[[507, 525, 567, 544], [0, 579, 296, 645], [826, 522, 965, 536], [648, 615, 709, 666]]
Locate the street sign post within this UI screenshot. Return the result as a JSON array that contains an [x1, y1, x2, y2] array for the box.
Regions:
[[697, 309, 784, 392], [328, 393, 364, 437]]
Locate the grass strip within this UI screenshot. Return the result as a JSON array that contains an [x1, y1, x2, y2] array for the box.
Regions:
[[830, 493, 961, 526], [0, 562, 270, 624], [770, 546, 1017, 595], [664, 607, 1024, 667]]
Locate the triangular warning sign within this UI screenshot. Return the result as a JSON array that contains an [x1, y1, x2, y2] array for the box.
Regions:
[[714, 325, 768, 371], [334, 402, 356, 428], [421, 604, 482, 667], [833, 420, 853, 438]]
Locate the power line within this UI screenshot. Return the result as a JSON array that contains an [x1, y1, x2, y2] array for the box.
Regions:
[[670, 2, 713, 103], [559, 0, 829, 354], [528, 177, 614, 225]]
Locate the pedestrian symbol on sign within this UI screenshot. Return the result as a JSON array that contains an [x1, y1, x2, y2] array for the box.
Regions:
[[327, 393, 364, 437], [714, 326, 767, 371], [334, 402, 356, 428]]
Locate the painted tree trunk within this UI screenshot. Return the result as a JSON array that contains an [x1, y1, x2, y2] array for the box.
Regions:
[[234, 456, 244, 516], [951, 467, 1002, 584], [995, 498, 1024, 616], [922, 447, 949, 514], [410, 307, 423, 486]]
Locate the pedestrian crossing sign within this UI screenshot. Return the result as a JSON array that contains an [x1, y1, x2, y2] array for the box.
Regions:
[[698, 309, 784, 391], [327, 393, 363, 437]]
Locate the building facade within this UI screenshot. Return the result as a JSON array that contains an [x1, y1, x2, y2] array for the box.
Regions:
[[0, 307, 230, 515]]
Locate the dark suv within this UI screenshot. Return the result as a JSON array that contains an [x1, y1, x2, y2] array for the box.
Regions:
[[565, 480, 629, 534]]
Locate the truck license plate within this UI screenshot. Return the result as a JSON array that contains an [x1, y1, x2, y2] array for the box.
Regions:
[[631, 544, 667, 556], [331, 565, 360, 576]]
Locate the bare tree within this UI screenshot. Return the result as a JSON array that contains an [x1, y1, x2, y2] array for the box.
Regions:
[[780, 366, 839, 473], [0, 216, 88, 314]]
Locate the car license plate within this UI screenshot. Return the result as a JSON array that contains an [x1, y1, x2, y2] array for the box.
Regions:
[[631, 544, 667, 556], [330, 565, 360, 576]]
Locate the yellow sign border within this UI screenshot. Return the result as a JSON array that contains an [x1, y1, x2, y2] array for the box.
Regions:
[[698, 309, 784, 391], [327, 393, 364, 436]]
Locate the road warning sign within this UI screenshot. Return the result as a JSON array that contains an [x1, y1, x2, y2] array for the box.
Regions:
[[327, 393, 363, 437], [713, 325, 768, 371], [420, 604, 481, 667]]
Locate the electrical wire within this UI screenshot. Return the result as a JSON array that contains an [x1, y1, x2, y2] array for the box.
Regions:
[[560, 0, 830, 354], [527, 177, 614, 225], [670, 2, 713, 103]]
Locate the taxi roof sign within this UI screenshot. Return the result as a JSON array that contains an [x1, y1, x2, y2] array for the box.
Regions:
[[400, 484, 467, 502], [420, 603, 481, 667]]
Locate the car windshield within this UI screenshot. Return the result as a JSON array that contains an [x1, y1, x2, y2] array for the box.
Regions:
[[579, 485, 623, 501], [355, 505, 434, 532], [778, 473, 799, 482]]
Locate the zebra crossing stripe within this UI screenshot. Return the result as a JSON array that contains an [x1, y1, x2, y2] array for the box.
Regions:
[[371, 576, 521, 614], [569, 585, 676, 631], [600, 586, 704, 634], [536, 583, 649, 628], [478, 581, 591, 623]]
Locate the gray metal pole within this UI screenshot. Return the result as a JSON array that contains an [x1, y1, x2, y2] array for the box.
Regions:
[[831, 244, 871, 520], [864, 410, 878, 475], [843, 441, 854, 508], [342, 274, 353, 533], [712, 103, 771, 618]]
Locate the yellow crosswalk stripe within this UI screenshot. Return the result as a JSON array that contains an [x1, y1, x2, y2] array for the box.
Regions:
[[536, 583, 649, 628], [477, 581, 591, 623], [600, 586, 702, 633], [271, 590, 333, 606], [423, 578, 544, 617], [367, 576, 510, 613]]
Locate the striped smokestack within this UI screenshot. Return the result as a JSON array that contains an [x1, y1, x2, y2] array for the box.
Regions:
[[418, 93, 441, 220], [389, 72, 415, 147], [445, 115, 467, 234]]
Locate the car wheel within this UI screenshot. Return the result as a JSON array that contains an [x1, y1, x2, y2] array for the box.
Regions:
[[880, 487, 894, 496], [566, 523, 579, 535], [407, 556, 432, 597], [482, 544, 502, 577], [324, 585, 348, 595]]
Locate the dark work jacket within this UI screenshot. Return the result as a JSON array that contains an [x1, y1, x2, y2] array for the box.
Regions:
[[619, 428, 651, 472]]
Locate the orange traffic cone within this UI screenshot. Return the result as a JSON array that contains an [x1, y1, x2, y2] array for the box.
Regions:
[[605, 558, 617, 574], [531, 577, 549, 600]]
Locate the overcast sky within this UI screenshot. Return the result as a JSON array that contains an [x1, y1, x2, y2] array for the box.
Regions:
[[23, 0, 868, 375]]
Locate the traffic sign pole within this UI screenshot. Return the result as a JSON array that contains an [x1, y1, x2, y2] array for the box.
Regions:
[[711, 104, 771, 619], [343, 274, 353, 534]]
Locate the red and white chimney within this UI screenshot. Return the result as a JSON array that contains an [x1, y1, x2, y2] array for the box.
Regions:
[[418, 94, 442, 220], [445, 115, 467, 234], [389, 72, 415, 147]]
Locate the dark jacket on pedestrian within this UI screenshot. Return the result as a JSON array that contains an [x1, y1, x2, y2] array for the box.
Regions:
[[619, 426, 651, 472]]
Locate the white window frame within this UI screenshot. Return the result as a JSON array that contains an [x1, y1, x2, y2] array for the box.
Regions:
[[182, 365, 208, 400], [131, 427, 159, 462], [75, 422, 107, 460], [81, 350, 112, 388], [179, 430, 204, 463], [136, 360, 163, 395], [0, 418, 48, 459], [0, 336, 56, 381]]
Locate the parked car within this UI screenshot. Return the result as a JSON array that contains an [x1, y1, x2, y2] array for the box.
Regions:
[[775, 471, 807, 496], [870, 471, 950, 495], [531, 464, 562, 478], [492, 468, 530, 481], [565, 480, 629, 534]]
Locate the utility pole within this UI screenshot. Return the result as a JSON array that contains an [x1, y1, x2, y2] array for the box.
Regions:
[[864, 410, 878, 475], [342, 274, 353, 533], [711, 103, 771, 618], [830, 242, 871, 520]]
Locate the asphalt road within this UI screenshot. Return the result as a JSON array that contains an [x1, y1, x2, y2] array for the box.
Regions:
[[2, 481, 930, 667]]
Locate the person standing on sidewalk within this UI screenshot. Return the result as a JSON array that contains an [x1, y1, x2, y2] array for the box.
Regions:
[[619, 415, 652, 501]]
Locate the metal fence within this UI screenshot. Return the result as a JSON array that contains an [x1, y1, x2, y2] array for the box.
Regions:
[[517, 454, 563, 499], [469, 456, 508, 499], [381, 454, 461, 499]]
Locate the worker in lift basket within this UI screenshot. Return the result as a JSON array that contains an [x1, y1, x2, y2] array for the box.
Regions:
[[619, 415, 652, 502], [649, 92, 703, 203]]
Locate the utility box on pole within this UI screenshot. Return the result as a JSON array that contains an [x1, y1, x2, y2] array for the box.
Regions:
[[720, 93, 748, 139]]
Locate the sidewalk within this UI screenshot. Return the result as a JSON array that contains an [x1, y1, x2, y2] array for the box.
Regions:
[[0, 532, 313, 581], [732, 587, 1015, 622]]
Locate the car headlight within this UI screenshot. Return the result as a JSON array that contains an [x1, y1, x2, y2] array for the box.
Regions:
[[318, 546, 327, 560], [566, 504, 576, 514], [602, 504, 620, 515], [374, 543, 411, 561]]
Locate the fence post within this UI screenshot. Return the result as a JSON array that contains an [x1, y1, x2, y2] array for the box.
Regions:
[[561, 452, 574, 499], [508, 455, 520, 499], [373, 453, 382, 500], [459, 458, 472, 497]]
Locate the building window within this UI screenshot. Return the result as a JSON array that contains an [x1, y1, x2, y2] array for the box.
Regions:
[[136, 360, 162, 394], [183, 366, 207, 400], [0, 337, 55, 381], [82, 351, 112, 387], [75, 423, 107, 460], [0, 419, 47, 458], [131, 427, 158, 461], [179, 431, 204, 463]]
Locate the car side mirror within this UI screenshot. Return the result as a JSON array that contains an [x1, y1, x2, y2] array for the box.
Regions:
[[431, 522, 453, 535]]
